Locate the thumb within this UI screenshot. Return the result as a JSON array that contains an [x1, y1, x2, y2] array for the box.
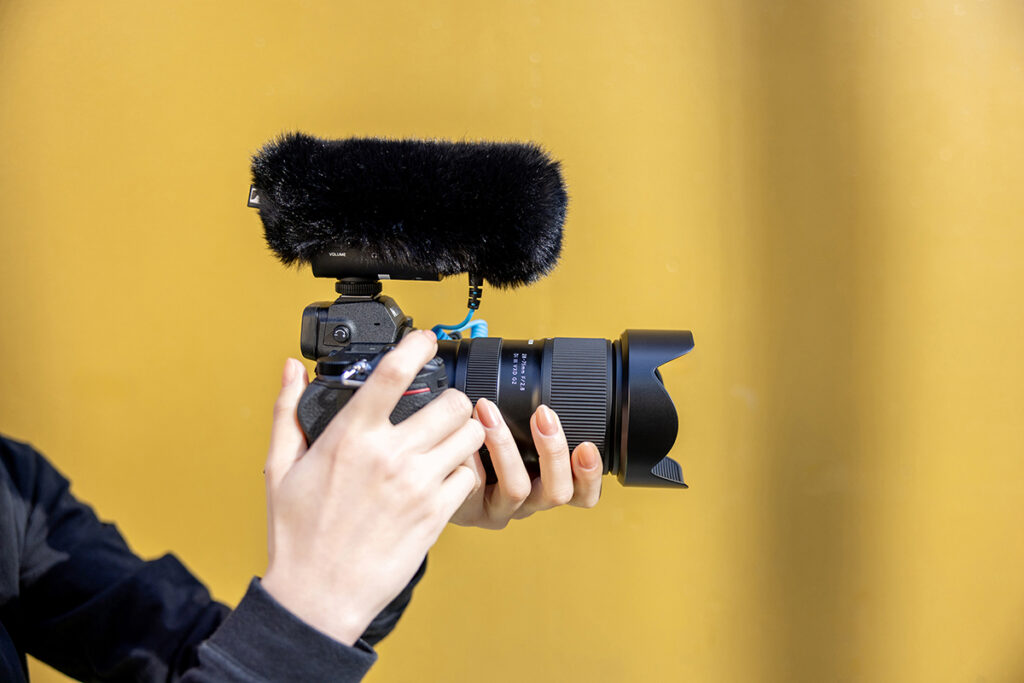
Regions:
[[265, 358, 310, 488]]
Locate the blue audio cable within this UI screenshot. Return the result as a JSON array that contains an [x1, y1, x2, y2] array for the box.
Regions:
[[432, 310, 489, 339], [432, 273, 488, 339]]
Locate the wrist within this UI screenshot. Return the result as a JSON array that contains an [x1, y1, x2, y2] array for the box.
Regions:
[[261, 567, 371, 646]]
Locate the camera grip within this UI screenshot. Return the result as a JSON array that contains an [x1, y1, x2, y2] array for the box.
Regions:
[[297, 357, 449, 445], [296, 378, 356, 445]]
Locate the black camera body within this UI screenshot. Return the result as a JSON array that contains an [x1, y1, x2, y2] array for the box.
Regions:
[[296, 281, 447, 441]]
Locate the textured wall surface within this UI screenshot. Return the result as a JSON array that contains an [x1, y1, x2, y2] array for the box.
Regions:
[[1, 1, 1023, 681]]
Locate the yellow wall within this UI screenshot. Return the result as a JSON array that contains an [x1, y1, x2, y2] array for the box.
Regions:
[[2, 1, 1022, 681]]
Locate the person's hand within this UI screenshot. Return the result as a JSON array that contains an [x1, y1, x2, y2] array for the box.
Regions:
[[261, 330, 484, 646], [449, 399, 603, 530]]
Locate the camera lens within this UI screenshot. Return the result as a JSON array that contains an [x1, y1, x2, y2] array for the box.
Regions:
[[435, 329, 693, 488]]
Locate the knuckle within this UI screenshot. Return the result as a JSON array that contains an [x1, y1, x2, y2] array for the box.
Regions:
[[466, 420, 486, 448], [324, 409, 353, 436], [372, 449, 403, 480], [321, 420, 357, 458], [505, 481, 531, 504], [327, 417, 352, 443], [272, 396, 293, 421], [489, 427, 516, 452], [393, 475, 430, 511], [535, 432, 569, 457], [427, 497, 445, 521], [469, 466, 484, 494], [544, 441, 572, 460], [489, 436, 516, 462], [442, 389, 473, 420], [545, 486, 573, 507], [402, 475, 429, 504], [413, 487, 443, 521], [372, 357, 407, 386]]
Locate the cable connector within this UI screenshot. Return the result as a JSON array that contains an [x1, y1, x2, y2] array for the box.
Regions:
[[467, 272, 484, 310]]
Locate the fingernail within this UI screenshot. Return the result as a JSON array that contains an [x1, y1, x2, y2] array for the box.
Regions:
[[477, 398, 501, 429], [420, 329, 437, 342], [282, 359, 297, 387], [536, 405, 559, 436], [579, 442, 601, 470]]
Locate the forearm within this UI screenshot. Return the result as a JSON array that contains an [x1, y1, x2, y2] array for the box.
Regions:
[[181, 579, 376, 683], [3, 437, 422, 682], [179, 559, 428, 682]]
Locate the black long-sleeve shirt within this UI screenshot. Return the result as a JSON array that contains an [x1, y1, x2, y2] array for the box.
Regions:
[[0, 435, 424, 682]]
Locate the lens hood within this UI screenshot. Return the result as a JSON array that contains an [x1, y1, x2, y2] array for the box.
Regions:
[[613, 329, 694, 487]]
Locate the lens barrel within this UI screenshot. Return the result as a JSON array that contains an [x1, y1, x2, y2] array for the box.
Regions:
[[435, 329, 693, 488]]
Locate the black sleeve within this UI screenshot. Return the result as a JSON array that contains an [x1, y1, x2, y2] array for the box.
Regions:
[[0, 437, 424, 682]]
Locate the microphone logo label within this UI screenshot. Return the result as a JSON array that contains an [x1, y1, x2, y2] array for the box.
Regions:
[[247, 185, 261, 207]]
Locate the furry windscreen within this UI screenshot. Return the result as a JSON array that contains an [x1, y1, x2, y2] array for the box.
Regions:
[[251, 132, 568, 288]]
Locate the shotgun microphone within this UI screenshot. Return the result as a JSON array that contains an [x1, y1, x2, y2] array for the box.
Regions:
[[251, 132, 567, 288]]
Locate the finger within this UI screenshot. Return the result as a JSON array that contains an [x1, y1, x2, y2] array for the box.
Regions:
[[437, 464, 481, 522], [526, 405, 574, 508], [511, 477, 545, 520], [455, 451, 488, 521], [419, 418, 486, 482], [341, 329, 438, 426], [394, 388, 474, 451], [265, 358, 310, 489], [465, 450, 487, 494], [569, 441, 603, 508], [475, 398, 532, 518]]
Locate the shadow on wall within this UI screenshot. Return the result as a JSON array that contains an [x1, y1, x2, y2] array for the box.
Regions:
[[738, 3, 874, 681]]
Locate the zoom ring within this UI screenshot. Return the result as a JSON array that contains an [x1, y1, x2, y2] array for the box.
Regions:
[[549, 338, 611, 454]]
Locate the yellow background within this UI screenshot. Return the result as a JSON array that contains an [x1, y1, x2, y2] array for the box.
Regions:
[[1, 1, 1022, 681]]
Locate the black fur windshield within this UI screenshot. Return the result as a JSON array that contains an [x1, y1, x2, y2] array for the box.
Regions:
[[251, 132, 568, 288]]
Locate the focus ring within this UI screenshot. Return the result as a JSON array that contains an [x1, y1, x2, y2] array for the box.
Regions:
[[464, 337, 501, 405], [549, 338, 611, 454]]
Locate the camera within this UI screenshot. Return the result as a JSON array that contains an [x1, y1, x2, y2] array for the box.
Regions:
[[293, 250, 693, 488], [249, 132, 694, 488]]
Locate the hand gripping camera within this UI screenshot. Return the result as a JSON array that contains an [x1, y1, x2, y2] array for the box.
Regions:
[[249, 133, 694, 488]]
